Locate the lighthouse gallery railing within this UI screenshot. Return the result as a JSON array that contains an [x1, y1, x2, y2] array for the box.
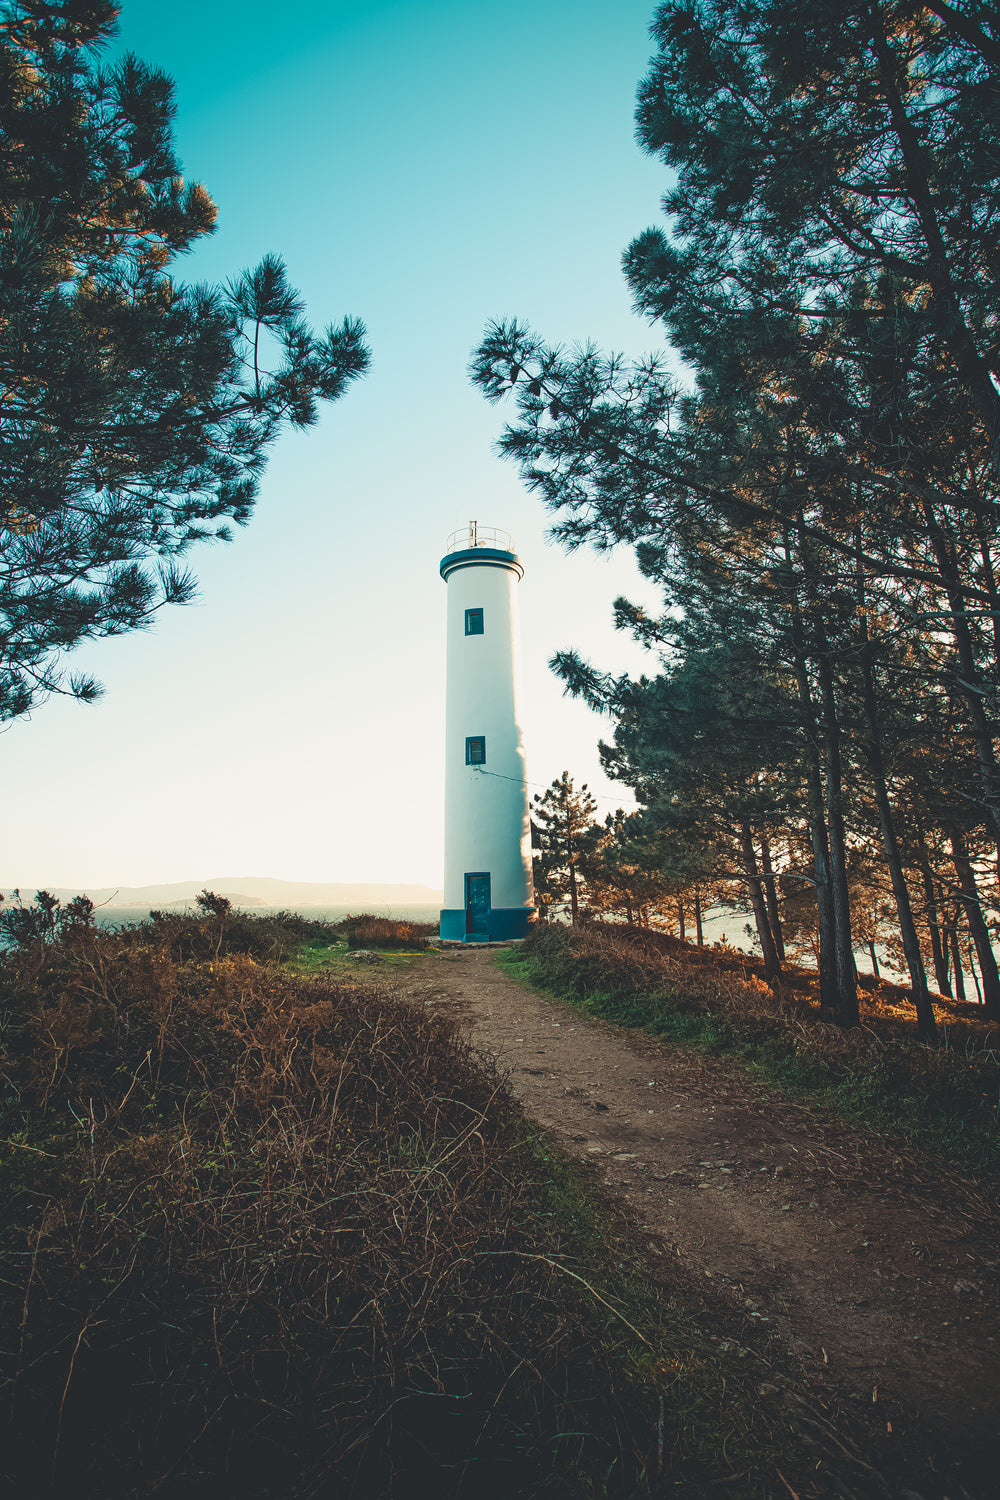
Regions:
[[444, 523, 516, 555]]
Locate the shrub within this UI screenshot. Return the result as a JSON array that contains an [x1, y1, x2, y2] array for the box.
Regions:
[[0, 888, 334, 966], [336, 912, 438, 951], [141, 889, 335, 963]]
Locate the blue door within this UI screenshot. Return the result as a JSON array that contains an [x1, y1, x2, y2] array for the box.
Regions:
[[465, 873, 491, 939]]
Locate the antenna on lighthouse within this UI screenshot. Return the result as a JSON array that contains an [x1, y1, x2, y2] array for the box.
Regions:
[[439, 524, 536, 942]]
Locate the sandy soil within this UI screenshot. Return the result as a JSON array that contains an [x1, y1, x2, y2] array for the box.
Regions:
[[398, 947, 1000, 1498]]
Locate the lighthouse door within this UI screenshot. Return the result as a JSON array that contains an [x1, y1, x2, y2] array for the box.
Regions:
[[465, 873, 491, 939]]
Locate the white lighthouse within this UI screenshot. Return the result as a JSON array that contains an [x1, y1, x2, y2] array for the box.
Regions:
[[439, 523, 536, 942]]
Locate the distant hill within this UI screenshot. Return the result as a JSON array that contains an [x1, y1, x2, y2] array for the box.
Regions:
[[1, 878, 443, 909]]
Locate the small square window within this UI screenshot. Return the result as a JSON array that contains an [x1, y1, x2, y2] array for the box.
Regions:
[[465, 608, 484, 635], [466, 736, 486, 765]]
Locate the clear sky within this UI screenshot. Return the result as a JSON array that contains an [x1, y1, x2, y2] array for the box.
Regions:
[[2, 0, 678, 892]]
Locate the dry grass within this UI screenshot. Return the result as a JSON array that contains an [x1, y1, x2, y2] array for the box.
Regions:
[[0, 910, 720, 1498], [335, 913, 439, 951]]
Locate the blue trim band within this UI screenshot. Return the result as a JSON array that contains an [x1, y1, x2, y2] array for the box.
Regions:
[[439, 907, 537, 942], [487, 907, 537, 940], [440, 548, 524, 582]]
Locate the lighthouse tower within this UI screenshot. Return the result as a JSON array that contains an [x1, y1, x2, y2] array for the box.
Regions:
[[439, 523, 536, 942]]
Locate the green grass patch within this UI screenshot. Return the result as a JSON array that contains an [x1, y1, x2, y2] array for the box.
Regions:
[[290, 913, 444, 979], [291, 934, 436, 977]]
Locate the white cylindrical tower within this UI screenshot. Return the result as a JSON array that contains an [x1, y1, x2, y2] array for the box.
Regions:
[[439, 523, 536, 942]]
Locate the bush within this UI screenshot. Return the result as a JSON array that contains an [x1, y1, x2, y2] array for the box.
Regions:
[[143, 889, 336, 962], [0, 888, 334, 965], [336, 912, 439, 951]]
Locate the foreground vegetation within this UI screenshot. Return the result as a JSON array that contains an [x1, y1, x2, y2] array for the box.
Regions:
[[1, 899, 810, 1498], [505, 923, 1000, 1179]]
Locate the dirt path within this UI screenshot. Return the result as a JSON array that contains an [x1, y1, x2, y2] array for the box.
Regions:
[[400, 947, 1000, 1496]]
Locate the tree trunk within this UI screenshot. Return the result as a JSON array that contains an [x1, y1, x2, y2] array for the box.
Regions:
[[861, 735, 936, 1039], [568, 856, 579, 924], [737, 817, 782, 979], [760, 837, 785, 962], [677, 900, 686, 942], [817, 644, 859, 1026], [916, 838, 952, 996], [788, 596, 839, 1015], [968, 940, 984, 1005], [949, 829, 1000, 1020], [949, 914, 967, 1001], [855, 574, 936, 1041], [694, 886, 704, 947], [868, 941, 880, 979]]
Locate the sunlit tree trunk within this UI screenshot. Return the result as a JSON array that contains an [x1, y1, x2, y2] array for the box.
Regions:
[[916, 832, 952, 997], [760, 836, 785, 962], [948, 913, 967, 1002], [737, 817, 782, 979]]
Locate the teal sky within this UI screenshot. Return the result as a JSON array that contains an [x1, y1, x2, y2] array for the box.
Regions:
[[3, 0, 678, 890]]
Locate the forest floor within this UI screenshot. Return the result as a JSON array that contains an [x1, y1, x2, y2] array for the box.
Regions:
[[397, 945, 1000, 1499]]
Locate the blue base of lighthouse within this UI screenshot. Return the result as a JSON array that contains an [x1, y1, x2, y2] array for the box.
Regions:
[[440, 907, 537, 942]]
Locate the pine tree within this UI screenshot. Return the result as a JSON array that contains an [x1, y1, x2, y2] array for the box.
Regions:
[[531, 772, 598, 924], [0, 0, 370, 718]]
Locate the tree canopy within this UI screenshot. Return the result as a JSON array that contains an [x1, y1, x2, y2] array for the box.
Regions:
[[0, 0, 370, 718]]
